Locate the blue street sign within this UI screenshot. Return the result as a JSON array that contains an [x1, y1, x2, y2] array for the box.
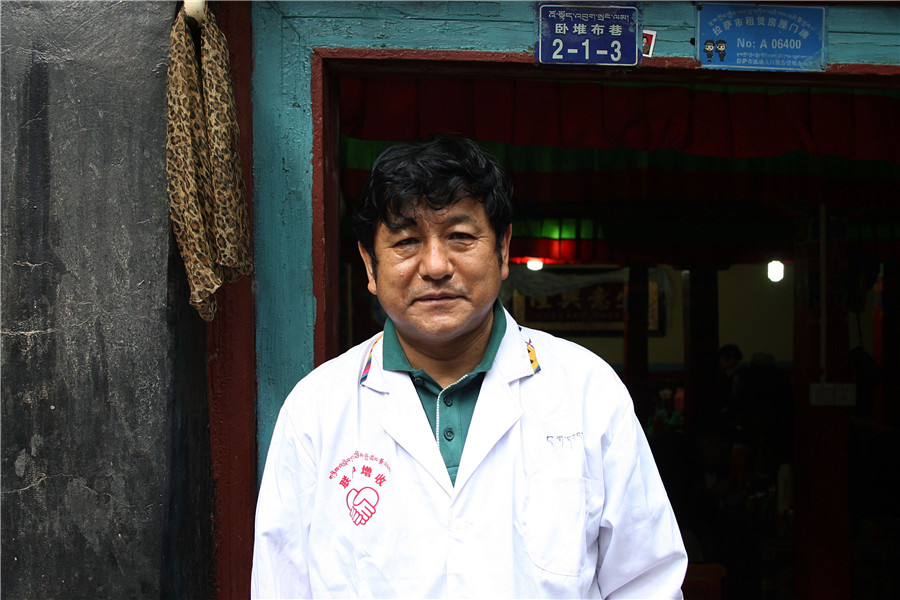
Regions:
[[537, 4, 640, 67], [697, 3, 827, 71]]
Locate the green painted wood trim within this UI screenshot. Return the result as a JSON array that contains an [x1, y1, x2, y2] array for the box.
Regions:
[[342, 136, 900, 179], [267, 2, 899, 63], [252, 4, 318, 480], [277, 1, 536, 51], [275, 1, 536, 23]]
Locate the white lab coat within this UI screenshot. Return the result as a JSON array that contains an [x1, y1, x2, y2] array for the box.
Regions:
[[252, 308, 686, 599]]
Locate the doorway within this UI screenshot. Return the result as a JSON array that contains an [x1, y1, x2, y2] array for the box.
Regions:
[[312, 49, 899, 599]]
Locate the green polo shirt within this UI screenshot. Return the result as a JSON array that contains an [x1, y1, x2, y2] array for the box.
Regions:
[[382, 300, 507, 486]]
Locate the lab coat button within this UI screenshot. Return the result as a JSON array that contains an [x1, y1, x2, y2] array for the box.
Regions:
[[443, 428, 454, 441]]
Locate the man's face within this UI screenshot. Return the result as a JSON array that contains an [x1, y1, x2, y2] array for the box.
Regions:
[[358, 197, 511, 351]]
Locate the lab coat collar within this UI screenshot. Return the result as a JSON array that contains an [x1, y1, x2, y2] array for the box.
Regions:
[[492, 306, 541, 383], [453, 308, 536, 492], [360, 307, 536, 392], [360, 308, 540, 497], [362, 336, 453, 493]]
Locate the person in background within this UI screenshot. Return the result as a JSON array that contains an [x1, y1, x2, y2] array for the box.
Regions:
[[711, 343, 743, 432], [251, 134, 687, 599]]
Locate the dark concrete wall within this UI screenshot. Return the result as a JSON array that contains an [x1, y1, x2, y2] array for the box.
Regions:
[[1, 2, 213, 597]]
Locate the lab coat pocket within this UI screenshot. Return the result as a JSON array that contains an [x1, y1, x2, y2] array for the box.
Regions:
[[522, 476, 588, 577]]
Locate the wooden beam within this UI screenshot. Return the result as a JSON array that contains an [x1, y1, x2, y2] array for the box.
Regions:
[[881, 260, 899, 427], [207, 2, 257, 598], [682, 268, 720, 434], [791, 230, 851, 599], [624, 266, 650, 425]]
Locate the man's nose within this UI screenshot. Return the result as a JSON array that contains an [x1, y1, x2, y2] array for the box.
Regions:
[[419, 238, 453, 280]]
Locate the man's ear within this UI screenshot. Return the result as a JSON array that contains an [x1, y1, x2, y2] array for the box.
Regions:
[[358, 242, 378, 295], [499, 224, 512, 280]]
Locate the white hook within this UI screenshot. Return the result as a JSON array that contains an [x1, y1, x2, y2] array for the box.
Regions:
[[184, 0, 205, 23]]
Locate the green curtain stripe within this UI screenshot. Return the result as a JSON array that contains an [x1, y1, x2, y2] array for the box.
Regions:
[[516, 218, 596, 240], [341, 136, 898, 180], [512, 217, 796, 243]]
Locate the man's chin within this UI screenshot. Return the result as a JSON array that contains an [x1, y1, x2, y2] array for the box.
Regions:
[[398, 312, 494, 348]]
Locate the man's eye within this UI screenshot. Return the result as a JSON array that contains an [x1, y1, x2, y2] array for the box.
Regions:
[[395, 238, 417, 246], [450, 232, 475, 240]]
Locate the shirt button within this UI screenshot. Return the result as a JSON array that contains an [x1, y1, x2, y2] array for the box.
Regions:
[[443, 428, 454, 441], [413, 376, 423, 386], [443, 396, 453, 406]]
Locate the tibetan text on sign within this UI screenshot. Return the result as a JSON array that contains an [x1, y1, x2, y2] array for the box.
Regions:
[[697, 3, 826, 71], [512, 281, 662, 335], [537, 4, 640, 67]]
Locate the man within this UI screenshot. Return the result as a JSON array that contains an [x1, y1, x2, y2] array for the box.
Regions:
[[251, 135, 687, 598]]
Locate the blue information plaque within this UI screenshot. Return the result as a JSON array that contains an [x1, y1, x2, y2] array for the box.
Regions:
[[537, 4, 640, 67], [697, 3, 827, 71]]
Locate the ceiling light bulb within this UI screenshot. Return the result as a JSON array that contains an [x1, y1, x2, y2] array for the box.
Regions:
[[526, 259, 544, 271], [768, 260, 784, 283]]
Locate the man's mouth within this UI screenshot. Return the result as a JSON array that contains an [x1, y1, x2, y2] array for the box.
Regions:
[[414, 292, 462, 303]]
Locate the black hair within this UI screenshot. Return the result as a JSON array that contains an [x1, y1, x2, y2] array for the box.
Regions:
[[352, 134, 513, 263]]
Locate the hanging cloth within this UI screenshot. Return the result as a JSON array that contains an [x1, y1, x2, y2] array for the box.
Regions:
[[166, 4, 252, 321]]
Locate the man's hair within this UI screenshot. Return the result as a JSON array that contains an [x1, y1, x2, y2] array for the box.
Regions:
[[352, 134, 513, 262]]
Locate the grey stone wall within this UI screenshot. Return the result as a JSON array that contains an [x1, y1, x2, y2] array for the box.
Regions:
[[2, 2, 213, 597]]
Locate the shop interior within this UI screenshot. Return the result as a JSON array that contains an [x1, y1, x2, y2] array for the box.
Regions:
[[331, 68, 898, 599]]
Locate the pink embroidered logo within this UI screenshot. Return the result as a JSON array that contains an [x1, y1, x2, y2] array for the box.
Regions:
[[330, 450, 390, 525], [346, 486, 379, 526]]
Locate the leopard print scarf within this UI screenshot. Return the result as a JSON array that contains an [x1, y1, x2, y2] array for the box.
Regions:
[[166, 5, 252, 321]]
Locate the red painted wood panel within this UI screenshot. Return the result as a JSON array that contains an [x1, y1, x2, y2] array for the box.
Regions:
[[208, 3, 257, 598]]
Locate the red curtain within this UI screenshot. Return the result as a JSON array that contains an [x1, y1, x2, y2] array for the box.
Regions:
[[341, 77, 899, 161], [339, 76, 900, 264]]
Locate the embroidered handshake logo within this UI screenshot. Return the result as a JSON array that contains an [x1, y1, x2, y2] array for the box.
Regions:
[[330, 450, 390, 526], [346, 487, 380, 526]]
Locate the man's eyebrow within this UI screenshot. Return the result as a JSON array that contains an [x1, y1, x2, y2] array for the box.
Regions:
[[440, 212, 478, 225], [384, 210, 477, 232], [383, 213, 418, 232]]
